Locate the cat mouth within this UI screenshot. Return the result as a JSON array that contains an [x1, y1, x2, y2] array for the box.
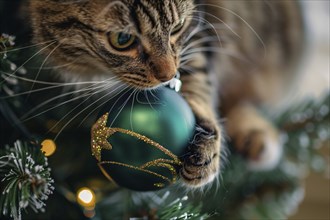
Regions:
[[120, 77, 162, 90], [121, 79, 170, 91], [120, 72, 181, 91], [161, 80, 173, 87]]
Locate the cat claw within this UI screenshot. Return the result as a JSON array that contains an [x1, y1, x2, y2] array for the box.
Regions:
[[179, 121, 221, 187]]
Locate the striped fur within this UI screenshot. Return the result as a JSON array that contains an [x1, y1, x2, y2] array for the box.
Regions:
[[27, 0, 304, 187]]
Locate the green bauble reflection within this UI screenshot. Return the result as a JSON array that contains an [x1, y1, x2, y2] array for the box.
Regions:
[[98, 87, 195, 191]]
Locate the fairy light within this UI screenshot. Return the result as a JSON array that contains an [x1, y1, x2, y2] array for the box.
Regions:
[[76, 187, 96, 208], [41, 139, 56, 156]]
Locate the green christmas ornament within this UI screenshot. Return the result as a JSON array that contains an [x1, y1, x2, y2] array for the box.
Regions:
[[91, 87, 195, 191]]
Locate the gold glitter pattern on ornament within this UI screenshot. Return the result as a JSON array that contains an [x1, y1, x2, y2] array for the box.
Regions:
[[98, 161, 172, 183], [154, 183, 165, 188], [91, 113, 183, 188], [91, 113, 115, 161], [140, 159, 178, 169], [140, 159, 179, 182]]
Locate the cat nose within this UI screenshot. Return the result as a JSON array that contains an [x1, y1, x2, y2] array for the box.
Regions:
[[153, 57, 177, 82]]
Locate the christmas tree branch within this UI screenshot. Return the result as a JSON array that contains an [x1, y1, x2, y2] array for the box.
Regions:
[[0, 140, 54, 220]]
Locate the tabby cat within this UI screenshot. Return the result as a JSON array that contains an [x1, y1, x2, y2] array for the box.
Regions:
[[26, 0, 304, 187]]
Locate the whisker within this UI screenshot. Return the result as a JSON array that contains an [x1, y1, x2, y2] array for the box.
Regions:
[[23, 78, 119, 118], [20, 82, 109, 121], [129, 89, 138, 131], [54, 82, 127, 140], [183, 17, 205, 43], [180, 47, 251, 64], [108, 88, 135, 128], [184, 16, 223, 47], [143, 90, 158, 113], [0, 40, 56, 54], [77, 81, 127, 127], [180, 36, 219, 56], [0, 41, 58, 84], [0, 69, 116, 88], [194, 4, 267, 59], [178, 66, 203, 82], [25, 59, 77, 70], [27, 41, 64, 97], [191, 9, 241, 39], [0, 81, 103, 99]]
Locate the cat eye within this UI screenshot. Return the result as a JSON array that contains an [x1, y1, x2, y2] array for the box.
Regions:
[[109, 32, 137, 50], [171, 19, 186, 35]]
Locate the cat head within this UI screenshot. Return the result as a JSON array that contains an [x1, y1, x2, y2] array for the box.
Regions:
[[29, 0, 196, 88]]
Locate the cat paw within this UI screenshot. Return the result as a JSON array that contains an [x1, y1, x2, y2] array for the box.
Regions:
[[233, 129, 282, 171], [226, 104, 283, 171], [180, 120, 221, 187]]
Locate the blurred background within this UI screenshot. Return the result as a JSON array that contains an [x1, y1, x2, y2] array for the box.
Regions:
[[290, 1, 329, 219]]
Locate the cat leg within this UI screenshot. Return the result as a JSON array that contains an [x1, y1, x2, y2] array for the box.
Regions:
[[179, 66, 222, 187], [225, 103, 282, 170]]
